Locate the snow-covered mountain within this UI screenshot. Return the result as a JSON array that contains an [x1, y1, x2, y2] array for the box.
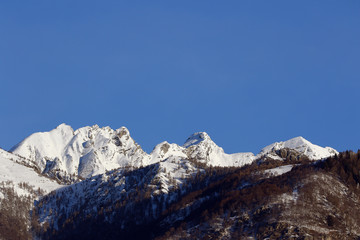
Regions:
[[9, 124, 338, 184], [3, 124, 350, 239], [258, 136, 338, 160], [10, 124, 256, 182], [10, 124, 150, 180]]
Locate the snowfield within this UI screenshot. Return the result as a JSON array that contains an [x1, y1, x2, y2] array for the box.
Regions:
[[0, 149, 62, 196], [264, 165, 294, 176]]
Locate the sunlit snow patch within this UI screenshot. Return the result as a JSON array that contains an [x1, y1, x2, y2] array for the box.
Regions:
[[264, 165, 294, 176]]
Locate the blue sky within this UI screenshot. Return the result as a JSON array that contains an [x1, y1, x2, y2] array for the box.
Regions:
[[1, 1, 359, 154]]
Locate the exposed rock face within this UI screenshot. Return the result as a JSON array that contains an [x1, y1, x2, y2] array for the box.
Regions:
[[259, 147, 310, 163]]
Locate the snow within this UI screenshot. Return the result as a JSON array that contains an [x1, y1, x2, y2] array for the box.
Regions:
[[264, 165, 294, 176], [150, 141, 187, 164], [10, 123, 74, 170], [0, 149, 62, 196]]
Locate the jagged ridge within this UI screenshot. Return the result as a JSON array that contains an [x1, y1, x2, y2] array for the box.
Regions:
[[10, 124, 338, 184]]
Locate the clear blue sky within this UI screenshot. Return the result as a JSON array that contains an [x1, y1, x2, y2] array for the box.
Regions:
[[1, 1, 359, 154]]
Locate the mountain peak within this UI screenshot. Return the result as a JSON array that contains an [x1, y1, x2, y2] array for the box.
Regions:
[[150, 141, 186, 164], [56, 123, 71, 129], [286, 136, 308, 144], [290, 136, 305, 141], [117, 126, 130, 137], [259, 136, 338, 160], [53, 123, 74, 134], [183, 132, 211, 148]]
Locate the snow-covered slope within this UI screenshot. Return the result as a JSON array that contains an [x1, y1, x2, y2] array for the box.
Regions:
[[264, 165, 294, 176], [258, 136, 338, 160], [10, 124, 75, 171], [0, 149, 62, 196], [35, 155, 204, 230], [183, 132, 255, 167]]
